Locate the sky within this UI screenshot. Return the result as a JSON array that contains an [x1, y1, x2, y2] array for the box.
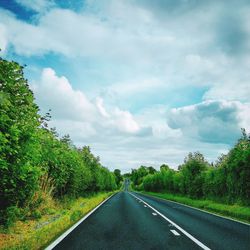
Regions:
[[0, 0, 250, 172]]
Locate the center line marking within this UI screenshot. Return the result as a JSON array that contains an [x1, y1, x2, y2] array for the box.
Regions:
[[171, 230, 180, 236], [129, 192, 210, 250]]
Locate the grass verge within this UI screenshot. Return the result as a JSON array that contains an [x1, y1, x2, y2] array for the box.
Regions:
[[140, 191, 250, 224], [0, 192, 116, 250]]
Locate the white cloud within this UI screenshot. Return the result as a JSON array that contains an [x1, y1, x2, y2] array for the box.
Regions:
[[167, 100, 248, 144], [0, 23, 8, 54], [204, 78, 250, 102], [237, 102, 250, 132], [96, 97, 110, 118], [33, 67, 143, 136], [113, 108, 140, 134], [34, 68, 97, 121]]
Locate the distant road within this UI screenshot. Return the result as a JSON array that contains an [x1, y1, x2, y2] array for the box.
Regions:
[[51, 192, 250, 250]]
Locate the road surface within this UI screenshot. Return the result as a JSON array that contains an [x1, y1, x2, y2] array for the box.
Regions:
[[50, 191, 250, 250]]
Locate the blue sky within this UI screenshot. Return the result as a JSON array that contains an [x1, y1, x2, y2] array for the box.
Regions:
[[0, 0, 250, 172]]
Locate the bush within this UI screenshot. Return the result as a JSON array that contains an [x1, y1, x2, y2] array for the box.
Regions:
[[70, 210, 82, 223], [31, 210, 42, 219], [4, 206, 21, 228]]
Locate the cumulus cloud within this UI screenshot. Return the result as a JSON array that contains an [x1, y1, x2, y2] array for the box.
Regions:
[[33, 67, 144, 137], [113, 108, 140, 134], [167, 100, 249, 144], [33, 68, 97, 122]]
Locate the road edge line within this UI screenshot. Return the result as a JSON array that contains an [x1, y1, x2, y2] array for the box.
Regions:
[[129, 192, 211, 250], [137, 192, 250, 226], [45, 193, 117, 250]]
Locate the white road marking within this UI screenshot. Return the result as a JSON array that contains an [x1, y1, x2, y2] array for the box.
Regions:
[[144, 205, 147, 207], [45, 193, 116, 250], [152, 213, 157, 216], [140, 193, 250, 226], [129, 192, 211, 250], [171, 230, 180, 236]]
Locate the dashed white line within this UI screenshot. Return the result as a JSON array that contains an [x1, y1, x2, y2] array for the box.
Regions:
[[129, 192, 210, 250], [171, 230, 180, 236], [144, 205, 147, 207], [152, 213, 157, 216], [140, 192, 250, 226]]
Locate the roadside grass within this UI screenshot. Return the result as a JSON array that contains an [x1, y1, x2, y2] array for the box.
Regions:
[[140, 191, 250, 224], [0, 192, 115, 250]]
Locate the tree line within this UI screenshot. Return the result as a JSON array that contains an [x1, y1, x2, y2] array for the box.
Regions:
[[0, 58, 120, 226], [130, 130, 250, 206]]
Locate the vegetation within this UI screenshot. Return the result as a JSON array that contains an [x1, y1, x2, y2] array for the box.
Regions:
[[0, 192, 114, 250], [0, 57, 118, 231], [131, 130, 250, 210], [141, 192, 250, 223], [113, 169, 123, 188]]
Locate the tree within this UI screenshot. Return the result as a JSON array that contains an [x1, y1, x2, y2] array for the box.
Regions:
[[225, 130, 250, 204], [160, 164, 170, 171], [0, 58, 41, 223], [114, 169, 123, 187], [178, 152, 208, 197]]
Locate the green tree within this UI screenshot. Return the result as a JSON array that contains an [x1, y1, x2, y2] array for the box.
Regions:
[[179, 152, 208, 198], [225, 130, 250, 204], [114, 169, 123, 187], [0, 58, 41, 223]]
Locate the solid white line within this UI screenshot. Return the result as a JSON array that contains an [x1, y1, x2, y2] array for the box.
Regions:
[[45, 193, 116, 250], [138, 192, 250, 226], [129, 192, 210, 250], [170, 229, 180, 236]]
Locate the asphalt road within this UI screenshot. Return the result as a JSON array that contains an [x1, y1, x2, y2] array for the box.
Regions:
[[52, 191, 250, 250]]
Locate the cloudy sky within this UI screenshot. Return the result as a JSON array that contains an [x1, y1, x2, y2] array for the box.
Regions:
[[0, 0, 250, 172]]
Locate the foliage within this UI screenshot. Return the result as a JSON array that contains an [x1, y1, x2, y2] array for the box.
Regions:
[[142, 192, 250, 223], [130, 166, 156, 189], [131, 131, 250, 205], [0, 192, 115, 250], [0, 58, 41, 225], [114, 169, 123, 188], [0, 57, 117, 227]]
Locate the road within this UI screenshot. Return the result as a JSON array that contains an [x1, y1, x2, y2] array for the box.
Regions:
[[50, 190, 250, 250]]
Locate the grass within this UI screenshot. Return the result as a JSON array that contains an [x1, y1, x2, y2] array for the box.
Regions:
[[140, 191, 250, 224], [0, 192, 115, 250]]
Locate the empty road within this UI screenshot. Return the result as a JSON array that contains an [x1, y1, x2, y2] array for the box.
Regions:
[[49, 191, 250, 250]]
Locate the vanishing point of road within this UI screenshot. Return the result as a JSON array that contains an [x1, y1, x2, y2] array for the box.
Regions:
[[48, 191, 250, 250]]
